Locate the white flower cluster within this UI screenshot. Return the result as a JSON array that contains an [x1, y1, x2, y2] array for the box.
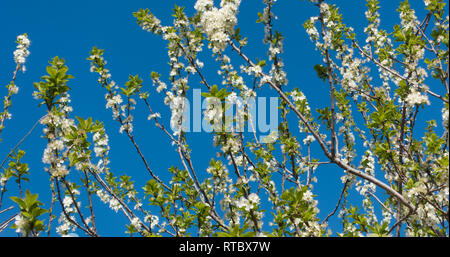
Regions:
[[261, 1, 274, 30], [105, 88, 135, 134], [204, 97, 224, 132], [290, 90, 313, 132], [434, 15, 449, 44], [399, 3, 419, 32], [414, 202, 443, 229], [285, 188, 322, 236], [364, 2, 390, 48], [220, 135, 241, 154], [147, 112, 161, 121], [96, 189, 121, 212], [226, 92, 248, 132], [194, 0, 214, 13], [381, 207, 393, 225], [207, 160, 233, 194], [13, 34, 31, 72], [164, 92, 188, 136], [235, 193, 260, 212], [14, 215, 27, 235], [318, 2, 334, 50], [405, 89, 430, 106], [61, 192, 81, 214], [0, 35, 31, 128], [144, 214, 160, 229], [106, 94, 123, 111], [105, 93, 128, 132], [206, 162, 228, 178], [195, 0, 242, 53], [269, 61, 287, 87], [341, 222, 363, 237], [214, 55, 259, 134], [303, 135, 316, 145], [340, 172, 356, 185], [442, 107, 449, 135], [89, 53, 111, 82], [138, 12, 162, 34], [398, 2, 428, 90], [41, 97, 75, 178], [302, 190, 314, 202], [217, 54, 245, 88], [0, 176, 7, 188], [93, 130, 110, 160], [56, 191, 82, 236], [130, 217, 143, 231], [42, 140, 69, 177], [119, 113, 134, 134], [305, 17, 320, 41], [356, 151, 376, 196], [269, 47, 281, 58], [241, 64, 263, 77], [7, 82, 19, 97], [340, 56, 363, 91], [258, 0, 288, 87], [363, 2, 395, 91], [155, 80, 167, 93], [90, 53, 138, 136], [290, 90, 306, 103]]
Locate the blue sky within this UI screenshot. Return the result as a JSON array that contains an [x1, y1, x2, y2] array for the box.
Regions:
[[0, 0, 443, 236]]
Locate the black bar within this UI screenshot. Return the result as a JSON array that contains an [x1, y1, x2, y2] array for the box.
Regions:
[[0, 237, 447, 256]]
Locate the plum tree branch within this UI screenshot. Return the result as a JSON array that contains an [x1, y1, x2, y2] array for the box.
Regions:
[[228, 40, 415, 212]]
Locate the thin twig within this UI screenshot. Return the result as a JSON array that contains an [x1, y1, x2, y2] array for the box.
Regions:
[[322, 181, 348, 224], [0, 213, 18, 233], [0, 115, 46, 171]]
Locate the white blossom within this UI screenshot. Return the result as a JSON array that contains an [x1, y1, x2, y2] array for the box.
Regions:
[[14, 215, 27, 234], [147, 113, 161, 120], [405, 90, 430, 106], [197, 0, 241, 52], [13, 34, 31, 72], [303, 135, 316, 145], [109, 198, 121, 212]]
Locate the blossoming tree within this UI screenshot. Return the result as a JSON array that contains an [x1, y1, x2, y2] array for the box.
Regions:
[[0, 0, 448, 237]]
